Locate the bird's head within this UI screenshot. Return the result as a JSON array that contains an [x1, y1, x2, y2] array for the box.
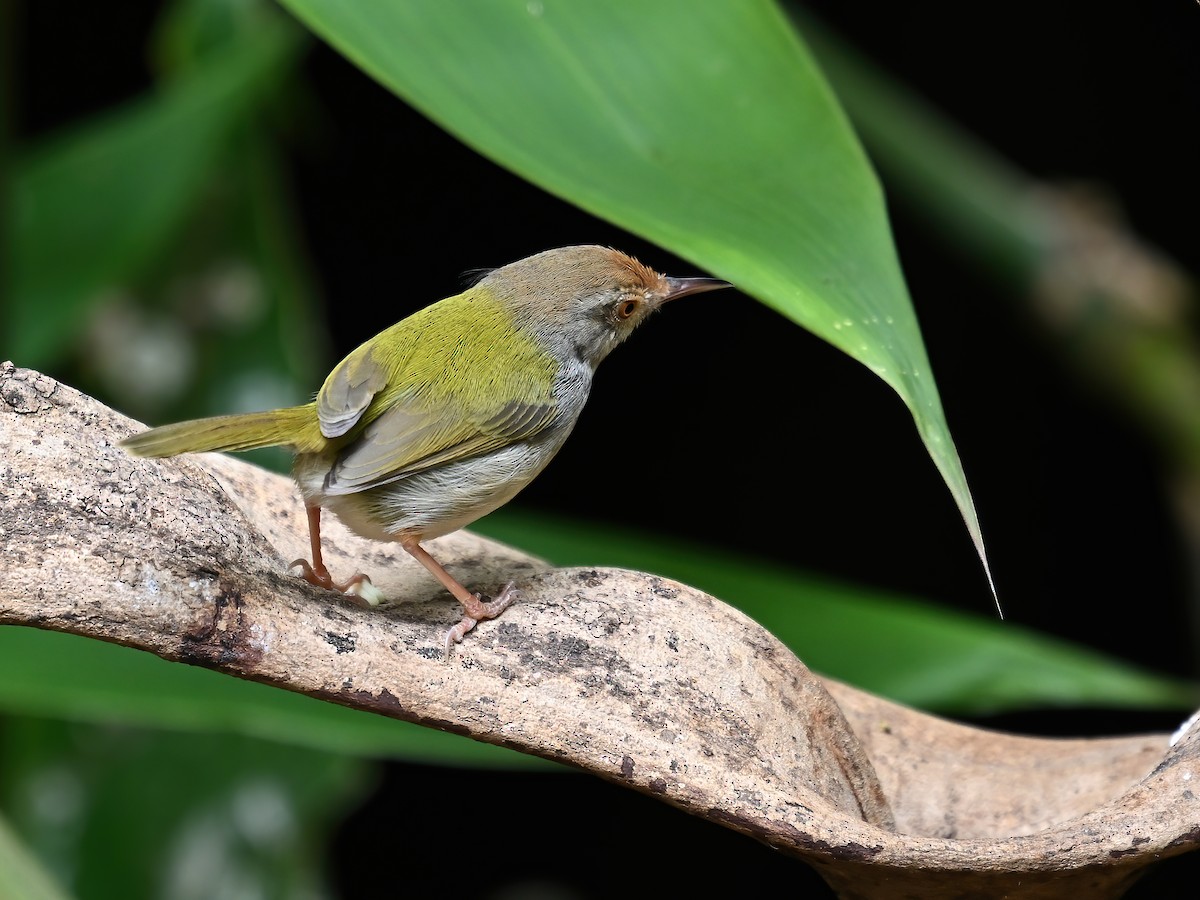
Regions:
[[478, 245, 730, 368]]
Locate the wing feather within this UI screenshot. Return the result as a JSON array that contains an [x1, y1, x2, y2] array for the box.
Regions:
[[322, 398, 560, 496], [317, 346, 390, 439], [315, 294, 564, 495]]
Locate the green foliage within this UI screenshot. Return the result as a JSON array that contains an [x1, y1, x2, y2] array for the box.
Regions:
[[8, 17, 301, 369], [4, 1, 325, 443], [0, 717, 368, 899]]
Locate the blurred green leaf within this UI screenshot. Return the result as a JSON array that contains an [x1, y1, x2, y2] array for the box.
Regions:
[[0, 717, 367, 899], [275, 0, 995, 600], [152, 0, 287, 75], [0, 627, 542, 769], [0, 811, 73, 900], [6, 15, 303, 368], [476, 509, 1198, 714]]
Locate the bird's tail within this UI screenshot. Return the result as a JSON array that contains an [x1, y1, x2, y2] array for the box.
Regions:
[[120, 405, 317, 458]]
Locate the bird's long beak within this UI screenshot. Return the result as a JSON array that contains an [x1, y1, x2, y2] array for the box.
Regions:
[[662, 275, 732, 303]]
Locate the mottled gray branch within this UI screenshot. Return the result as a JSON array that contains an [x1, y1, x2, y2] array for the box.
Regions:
[[2, 362, 1197, 899]]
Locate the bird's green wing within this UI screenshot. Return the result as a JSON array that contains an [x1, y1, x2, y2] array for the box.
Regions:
[[316, 343, 391, 439], [316, 301, 563, 495], [322, 397, 560, 495]]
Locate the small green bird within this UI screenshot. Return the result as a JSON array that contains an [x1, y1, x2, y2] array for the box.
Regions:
[[121, 245, 729, 652]]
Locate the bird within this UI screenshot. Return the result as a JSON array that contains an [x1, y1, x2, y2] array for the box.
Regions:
[[120, 245, 730, 653]]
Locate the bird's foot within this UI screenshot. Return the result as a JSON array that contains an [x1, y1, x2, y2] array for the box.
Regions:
[[290, 558, 332, 589], [444, 582, 520, 656], [290, 559, 383, 607]]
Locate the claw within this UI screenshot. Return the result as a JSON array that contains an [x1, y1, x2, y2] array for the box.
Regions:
[[444, 615, 479, 656], [290, 558, 333, 590], [462, 582, 520, 622], [443, 583, 520, 659], [291, 559, 381, 606]]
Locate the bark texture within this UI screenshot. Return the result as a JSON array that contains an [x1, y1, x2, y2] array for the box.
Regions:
[[2, 362, 1197, 899]]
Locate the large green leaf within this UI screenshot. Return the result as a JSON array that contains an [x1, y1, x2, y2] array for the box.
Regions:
[[275, 0, 995, 599], [5, 16, 302, 367]]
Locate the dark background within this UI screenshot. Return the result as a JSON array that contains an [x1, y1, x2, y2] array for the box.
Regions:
[[11, 1, 1200, 896]]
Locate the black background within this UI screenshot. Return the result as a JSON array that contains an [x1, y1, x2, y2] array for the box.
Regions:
[[12, 1, 1200, 896]]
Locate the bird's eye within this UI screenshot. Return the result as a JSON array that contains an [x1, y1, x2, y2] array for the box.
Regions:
[[615, 298, 640, 320]]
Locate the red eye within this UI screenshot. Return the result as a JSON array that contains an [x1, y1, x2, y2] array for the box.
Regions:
[[616, 299, 640, 319]]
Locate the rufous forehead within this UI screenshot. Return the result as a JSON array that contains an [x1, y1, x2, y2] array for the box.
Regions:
[[487, 245, 668, 298], [609, 250, 667, 291]]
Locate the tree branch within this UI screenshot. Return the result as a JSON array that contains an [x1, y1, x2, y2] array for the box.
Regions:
[[2, 361, 1197, 899]]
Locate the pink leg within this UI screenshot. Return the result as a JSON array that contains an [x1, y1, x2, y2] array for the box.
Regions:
[[401, 538, 519, 654], [290, 505, 374, 602]]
